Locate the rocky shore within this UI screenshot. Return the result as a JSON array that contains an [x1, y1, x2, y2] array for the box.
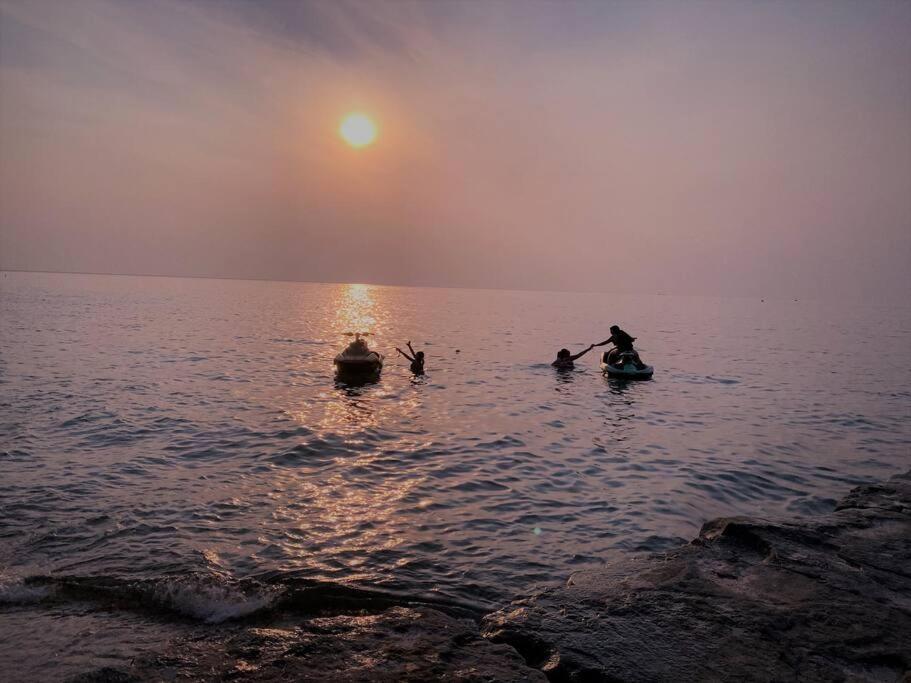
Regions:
[[71, 471, 910, 682], [484, 469, 911, 682]]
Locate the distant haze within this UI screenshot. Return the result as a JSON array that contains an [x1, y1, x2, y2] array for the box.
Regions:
[[1, 0, 909, 300]]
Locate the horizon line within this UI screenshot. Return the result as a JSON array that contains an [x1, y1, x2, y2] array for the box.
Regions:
[[0, 266, 897, 306]]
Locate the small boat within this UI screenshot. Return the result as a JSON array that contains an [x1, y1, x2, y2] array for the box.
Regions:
[[334, 333, 384, 377], [600, 350, 654, 380]]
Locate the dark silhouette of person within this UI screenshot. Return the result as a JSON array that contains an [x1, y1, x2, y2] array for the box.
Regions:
[[396, 341, 425, 374], [595, 325, 645, 369], [552, 344, 594, 369]]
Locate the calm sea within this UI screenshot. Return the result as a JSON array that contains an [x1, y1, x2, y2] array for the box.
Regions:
[[2, 271, 909, 678]]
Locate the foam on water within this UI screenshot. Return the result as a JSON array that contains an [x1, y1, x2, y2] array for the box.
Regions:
[[147, 576, 279, 623], [0, 574, 52, 604]]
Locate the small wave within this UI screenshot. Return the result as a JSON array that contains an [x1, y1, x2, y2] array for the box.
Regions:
[[476, 435, 525, 449], [265, 575, 488, 618], [12, 573, 484, 623], [269, 438, 347, 465], [60, 411, 116, 428], [148, 576, 277, 623], [449, 479, 510, 493], [676, 374, 741, 385], [19, 574, 280, 624], [272, 425, 315, 440], [270, 338, 323, 345], [0, 575, 52, 604]]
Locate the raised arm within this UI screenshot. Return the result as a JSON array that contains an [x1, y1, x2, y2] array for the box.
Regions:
[[396, 347, 415, 361], [406, 341, 416, 355], [570, 344, 595, 361]]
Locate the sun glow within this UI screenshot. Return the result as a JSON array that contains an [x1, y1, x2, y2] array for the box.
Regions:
[[339, 113, 377, 148]]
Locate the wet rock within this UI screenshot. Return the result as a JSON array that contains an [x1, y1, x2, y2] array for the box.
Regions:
[[482, 471, 911, 682], [103, 606, 546, 682], [66, 668, 141, 683]]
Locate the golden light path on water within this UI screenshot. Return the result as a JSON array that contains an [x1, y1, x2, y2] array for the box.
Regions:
[[272, 283, 432, 579], [333, 283, 381, 337]]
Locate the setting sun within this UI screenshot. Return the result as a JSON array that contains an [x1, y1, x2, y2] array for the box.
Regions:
[[339, 112, 377, 148]]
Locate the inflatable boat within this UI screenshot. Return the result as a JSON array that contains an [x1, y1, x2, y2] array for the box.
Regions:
[[600, 350, 654, 380]]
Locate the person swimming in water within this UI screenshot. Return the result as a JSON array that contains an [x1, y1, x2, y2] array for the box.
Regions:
[[552, 344, 595, 369], [595, 325, 645, 369], [395, 341, 425, 374]]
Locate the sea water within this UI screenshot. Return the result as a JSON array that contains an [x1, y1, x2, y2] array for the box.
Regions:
[[1, 272, 909, 678]]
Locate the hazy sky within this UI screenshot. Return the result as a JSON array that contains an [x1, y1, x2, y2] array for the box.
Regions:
[[1, 0, 909, 300]]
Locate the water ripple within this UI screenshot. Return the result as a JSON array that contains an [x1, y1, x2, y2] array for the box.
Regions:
[[1, 273, 909, 626]]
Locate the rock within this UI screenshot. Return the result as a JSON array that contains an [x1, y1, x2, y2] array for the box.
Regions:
[[105, 606, 546, 682], [66, 668, 140, 683], [482, 471, 911, 682], [67, 473, 911, 682]]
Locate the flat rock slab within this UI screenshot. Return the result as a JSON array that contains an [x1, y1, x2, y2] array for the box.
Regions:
[[70, 606, 546, 682], [482, 471, 911, 682]]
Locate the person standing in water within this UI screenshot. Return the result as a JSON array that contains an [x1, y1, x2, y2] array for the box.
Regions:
[[552, 344, 595, 369], [595, 324, 645, 369], [395, 341, 425, 374]]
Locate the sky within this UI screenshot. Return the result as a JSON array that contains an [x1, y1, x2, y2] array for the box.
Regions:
[[1, 0, 909, 300]]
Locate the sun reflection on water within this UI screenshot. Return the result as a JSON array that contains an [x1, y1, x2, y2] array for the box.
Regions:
[[269, 469, 420, 577], [319, 390, 380, 437], [333, 283, 386, 336], [269, 282, 435, 580]]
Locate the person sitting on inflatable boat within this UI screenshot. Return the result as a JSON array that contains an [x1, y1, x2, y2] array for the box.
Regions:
[[338, 333, 382, 365], [347, 334, 373, 356], [595, 325, 646, 370]]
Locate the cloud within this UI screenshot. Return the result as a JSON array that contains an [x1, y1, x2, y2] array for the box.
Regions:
[[1, 0, 909, 299]]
